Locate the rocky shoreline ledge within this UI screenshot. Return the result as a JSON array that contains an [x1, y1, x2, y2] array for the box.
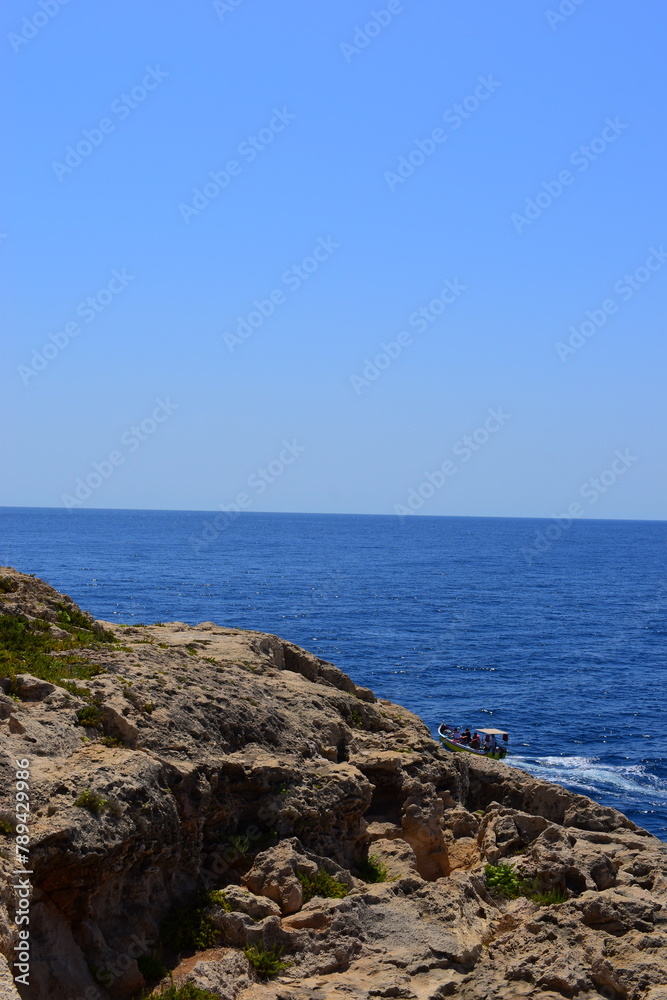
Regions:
[[0, 567, 666, 1000]]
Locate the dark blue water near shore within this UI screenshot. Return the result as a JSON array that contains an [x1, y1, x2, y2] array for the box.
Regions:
[[2, 507, 666, 838]]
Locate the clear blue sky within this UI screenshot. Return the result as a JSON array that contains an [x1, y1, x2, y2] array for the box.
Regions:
[[2, 0, 665, 518]]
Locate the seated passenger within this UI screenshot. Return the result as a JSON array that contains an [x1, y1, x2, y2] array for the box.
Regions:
[[470, 733, 481, 749]]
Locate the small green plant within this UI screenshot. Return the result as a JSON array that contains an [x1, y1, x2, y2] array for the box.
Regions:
[[484, 862, 523, 898], [159, 643, 169, 649], [160, 893, 218, 954], [527, 884, 568, 905], [141, 702, 156, 714], [484, 863, 567, 906], [60, 680, 91, 699], [99, 735, 127, 748], [185, 645, 198, 656], [348, 707, 365, 729], [0, 612, 107, 685], [76, 702, 104, 729], [354, 854, 389, 884], [0, 576, 19, 594], [243, 943, 291, 979], [208, 890, 233, 912], [55, 604, 115, 642], [0, 816, 15, 835], [136, 954, 168, 981], [228, 834, 251, 858], [142, 982, 220, 1000], [75, 790, 108, 814], [298, 867, 348, 902]]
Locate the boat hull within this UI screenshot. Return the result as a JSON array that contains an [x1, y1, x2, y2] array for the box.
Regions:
[[438, 730, 507, 759]]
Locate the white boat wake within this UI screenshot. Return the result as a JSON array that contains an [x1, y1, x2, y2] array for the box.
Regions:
[[511, 755, 667, 803]]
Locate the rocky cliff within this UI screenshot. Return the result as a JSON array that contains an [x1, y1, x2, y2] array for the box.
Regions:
[[0, 567, 665, 1000]]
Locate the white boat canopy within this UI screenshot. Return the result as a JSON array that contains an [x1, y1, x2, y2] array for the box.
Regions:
[[477, 728, 508, 736]]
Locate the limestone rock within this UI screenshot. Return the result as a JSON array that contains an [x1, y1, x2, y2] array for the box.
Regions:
[[0, 956, 21, 1000], [218, 886, 281, 920], [242, 839, 313, 914], [0, 566, 664, 1000]]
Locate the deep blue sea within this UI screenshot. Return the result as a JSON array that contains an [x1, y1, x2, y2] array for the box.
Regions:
[[2, 507, 666, 839]]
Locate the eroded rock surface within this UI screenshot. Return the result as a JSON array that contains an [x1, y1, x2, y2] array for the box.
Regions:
[[0, 567, 665, 1000]]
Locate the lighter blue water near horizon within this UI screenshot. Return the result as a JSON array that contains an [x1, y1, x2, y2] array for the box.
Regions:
[[2, 507, 666, 839]]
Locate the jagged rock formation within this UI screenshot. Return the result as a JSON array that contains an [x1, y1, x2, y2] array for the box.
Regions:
[[0, 567, 665, 1000]]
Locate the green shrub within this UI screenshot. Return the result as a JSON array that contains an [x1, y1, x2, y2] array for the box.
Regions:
[[354, 854, 389, 884], [208, 890, 232, 912], [527, 884, 568, 906], [160, 894, 218, 954], [243, 944, 291, 979], [61, 680, 91, 698], [141, 702, 156, 714], [99, 735, 128, 748], [0, 816, 15, 835], [75, 790, 108, 814], [0, 612, 106, 685], [298, 867, 348, 902], [76, 703, 104, 728], [484, 862, 523, 898], [55, 603, 115, 642], [348, 707, 365, 729], [142, 982, 220, 1000], [0, 577, 19, 594], [484, 863, 567, 905], [227, 834, 251, 858]]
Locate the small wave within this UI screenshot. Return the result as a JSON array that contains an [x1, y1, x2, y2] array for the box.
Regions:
[[452, 665, 497, 672], [512, 755, 667, 802]]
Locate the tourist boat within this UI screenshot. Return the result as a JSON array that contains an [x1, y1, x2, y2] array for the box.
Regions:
[[437, 723, 509, 759]]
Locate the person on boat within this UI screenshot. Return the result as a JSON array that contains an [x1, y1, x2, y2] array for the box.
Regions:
[[489, 734, 498, 752], [460, 728, 471, 745], [450, 728, 462, 742], [470, 733, 481, 750]]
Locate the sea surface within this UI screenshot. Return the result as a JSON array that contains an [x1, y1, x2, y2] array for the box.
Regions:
[[2, 507, 666, 839]]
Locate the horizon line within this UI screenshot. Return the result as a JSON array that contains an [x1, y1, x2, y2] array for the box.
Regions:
[[1, 504, 665, 525]]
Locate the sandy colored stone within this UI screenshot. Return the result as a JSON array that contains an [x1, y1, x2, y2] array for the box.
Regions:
[[0, 566, 664, 1000], [0, 956, 21, 1000]]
